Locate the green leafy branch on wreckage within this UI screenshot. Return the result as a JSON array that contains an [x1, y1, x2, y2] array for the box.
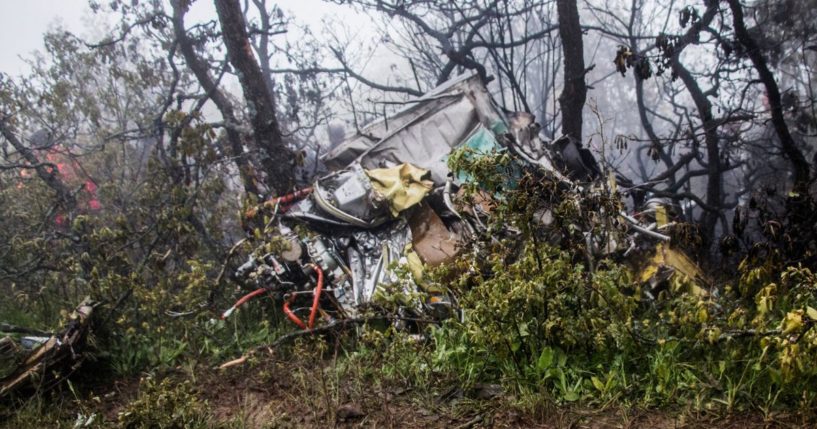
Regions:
[[427, 148, 817, 410]]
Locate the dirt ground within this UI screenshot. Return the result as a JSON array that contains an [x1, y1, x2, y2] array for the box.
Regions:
[[63, 358, 812, 429]]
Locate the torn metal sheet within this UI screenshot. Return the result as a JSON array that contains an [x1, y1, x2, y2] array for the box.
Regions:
[[311, 163, 390, 228], [506, 112, 571, 184], [324, 73, 505, 171], [551, 136, 602, 181], [324, 73, 509, 186]]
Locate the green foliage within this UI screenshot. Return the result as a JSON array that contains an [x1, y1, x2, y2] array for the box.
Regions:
[[0, 24, 267, 383], [412, 150, 817, 413], [0, 395, 77, 428], [117, 376, 210, 429], [428, 244, 633, 405], [0, 107, 278, 379]]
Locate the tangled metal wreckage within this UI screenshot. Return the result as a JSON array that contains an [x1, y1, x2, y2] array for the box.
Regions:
[[0, 74, 707, 395], [227, 72, 709, 330]]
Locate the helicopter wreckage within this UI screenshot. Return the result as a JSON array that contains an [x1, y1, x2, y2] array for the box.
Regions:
[[227, 72, 708, 332]]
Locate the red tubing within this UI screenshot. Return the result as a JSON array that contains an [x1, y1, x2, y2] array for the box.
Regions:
[[247, 187, 314, 219], [282, 295, 307, 329], [281, 265, 324, 330], [267, 187, 313, 208], [221, 288, 268, 319], [306, 264, 324, 329], [222, 264, 323, 330]]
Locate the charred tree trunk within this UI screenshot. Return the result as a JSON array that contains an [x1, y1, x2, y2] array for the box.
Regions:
[[556, 0, 587, 141], [214, 0, 294, 196], [727, 0, 811, 192], [171, 0, 260, 198]]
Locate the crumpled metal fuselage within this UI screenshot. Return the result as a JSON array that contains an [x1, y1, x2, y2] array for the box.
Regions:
[[235, 72, 703, 328]]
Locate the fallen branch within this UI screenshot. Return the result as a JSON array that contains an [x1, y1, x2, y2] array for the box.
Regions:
[[0, 297, 95, 397], [208, 238, 248, 308], [0, 323, 52, 337], [619, 212, 671, 241], [454, 414, 484, 429]]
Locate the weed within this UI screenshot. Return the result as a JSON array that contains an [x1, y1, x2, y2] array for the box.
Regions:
[[117, 376, 210, 428]]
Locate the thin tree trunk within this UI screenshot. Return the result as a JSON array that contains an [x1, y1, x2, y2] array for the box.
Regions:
[[171, 0, 260, 198], [670, 3, 721, 245], [727, 0, 811, 192], [672, 62, 721, 241], [214, 0, 294, 196], [556, 0, 587, 141]]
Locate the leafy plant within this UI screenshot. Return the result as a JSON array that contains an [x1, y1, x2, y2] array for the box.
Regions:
[[117, 376, 210, 429]]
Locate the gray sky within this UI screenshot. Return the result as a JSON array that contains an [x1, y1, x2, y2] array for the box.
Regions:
[[0, 0, 86, 75], [0, 0, 370, 76]]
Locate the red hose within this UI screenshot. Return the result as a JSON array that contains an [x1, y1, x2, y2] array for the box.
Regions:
[[266, 187, 313, 209], [281, 265, 325, 330], [306, 264, 324, 329], [221, 288, 268, 319], [222, 259, 324, 330], [282, 295, 307, 329], [246, 187, 313, 219]]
